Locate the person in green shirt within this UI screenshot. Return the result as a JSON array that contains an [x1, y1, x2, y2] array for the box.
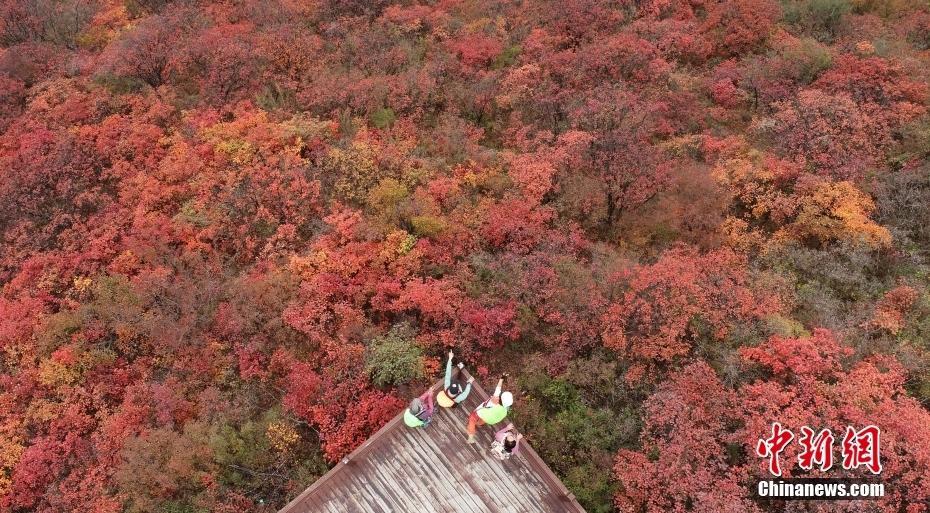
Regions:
[[466, 376, 513, 443]]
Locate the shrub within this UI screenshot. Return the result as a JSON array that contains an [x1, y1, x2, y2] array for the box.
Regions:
[[369, 107, 396, 129], [784, 0, 851, 42], [514, 369, 639, 513], [409, 215, 447, 238], [365, 324, 426, 388]]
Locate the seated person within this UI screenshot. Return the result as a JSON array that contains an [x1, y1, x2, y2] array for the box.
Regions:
[[490, 423, 523, 460], [403, 385, 436, 428]]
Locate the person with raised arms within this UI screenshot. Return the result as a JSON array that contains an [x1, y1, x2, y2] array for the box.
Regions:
[[436, 350, 474, 408], [466, 376, 513, 443]]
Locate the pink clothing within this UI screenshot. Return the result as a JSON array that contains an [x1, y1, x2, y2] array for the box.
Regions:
[[418, 389, 435, 420], [495, 425, 521, 454]]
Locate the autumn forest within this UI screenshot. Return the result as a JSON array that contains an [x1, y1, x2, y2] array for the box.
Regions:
[[2, 0, 930, 511]]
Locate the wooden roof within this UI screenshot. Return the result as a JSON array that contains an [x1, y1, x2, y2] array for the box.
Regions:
[[278, 371, 587, 513]]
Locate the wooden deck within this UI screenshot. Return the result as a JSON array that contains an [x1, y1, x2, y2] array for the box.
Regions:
[[278, 372, 586, 513]]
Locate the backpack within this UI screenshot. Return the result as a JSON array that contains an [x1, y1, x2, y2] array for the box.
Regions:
[[409, 397, 428, 420]]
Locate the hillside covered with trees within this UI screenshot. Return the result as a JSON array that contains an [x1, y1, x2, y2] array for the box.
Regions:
[[2, 0, 930, 512]]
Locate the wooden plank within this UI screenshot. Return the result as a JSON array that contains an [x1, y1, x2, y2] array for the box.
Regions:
[[278, 369, 587, 513], [402, 420, 485, 513]]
